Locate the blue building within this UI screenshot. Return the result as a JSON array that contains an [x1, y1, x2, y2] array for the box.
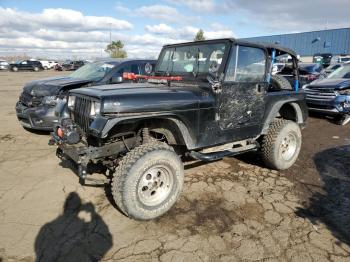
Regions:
[[242, 28, 350, 61]]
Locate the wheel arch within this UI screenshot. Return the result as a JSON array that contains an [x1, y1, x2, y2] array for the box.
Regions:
[[102, 115, 196, 149], [262, 101, 304, 134]]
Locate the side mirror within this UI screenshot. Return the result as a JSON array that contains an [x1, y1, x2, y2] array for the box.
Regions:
[[110, 76, 123, 84]]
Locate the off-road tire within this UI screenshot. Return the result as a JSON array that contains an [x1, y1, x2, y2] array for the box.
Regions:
[[261, 119, 301, 170], [111, 142, 184, 220], [12, 66, 18, 72], [271, 75, 292, 91]]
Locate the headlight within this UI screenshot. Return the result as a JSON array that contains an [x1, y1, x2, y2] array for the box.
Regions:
[[67, 95, 76, 109], [338, 89, 350, 95], [90, 101, 101, 116], [43, 96, 59, 106]]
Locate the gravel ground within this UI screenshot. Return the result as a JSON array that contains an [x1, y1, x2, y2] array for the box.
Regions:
[[0, 71, 349, 261]]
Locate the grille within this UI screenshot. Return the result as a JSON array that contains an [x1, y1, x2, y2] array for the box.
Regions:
[[73, 96, 92, 133], [305, 88, 336, 101]]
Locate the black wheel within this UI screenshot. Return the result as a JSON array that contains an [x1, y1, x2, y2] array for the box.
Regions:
[[270, 75, 292, 91], [112, 142, 184, 220], [261, 119, 302, 170], [12, 66, 18, 72]]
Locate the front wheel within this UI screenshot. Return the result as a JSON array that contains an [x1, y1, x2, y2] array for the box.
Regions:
[[33, 66, 39, 72], [112, 142, 184, 220], [261, 119, 302, 170], [12, 66, 18, 72]]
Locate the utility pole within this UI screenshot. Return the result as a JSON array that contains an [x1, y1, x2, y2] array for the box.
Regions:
[[109, 23, 112, 44]]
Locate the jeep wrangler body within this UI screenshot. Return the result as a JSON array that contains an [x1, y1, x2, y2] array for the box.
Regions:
[[50, 38, 307, 220]]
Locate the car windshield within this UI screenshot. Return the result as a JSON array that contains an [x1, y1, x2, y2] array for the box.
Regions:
[[69, 61, 116, 81], [327, 65, 350, 79], [155, 42, 227, 76]]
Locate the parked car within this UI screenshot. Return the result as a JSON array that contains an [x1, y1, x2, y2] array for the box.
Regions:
[[48, 61, 59, 69], [9, 60, 44, 72], [50, 39, 307, 220], [0, 60, 9, 70], [337, 55, 350, 63], [40, 60, 51, 70], [313, 53, 333, 67], [278, 63, 325, 87], [325, 63, 343, 74], [55, 60, 86, 71], [16, 59, 156, 130], [304, 63, 350, 125]]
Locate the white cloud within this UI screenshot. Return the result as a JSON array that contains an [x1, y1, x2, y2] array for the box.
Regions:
[[145, 23, 176, 34], [144, 24, 234, 39], [167, 0, 216, 12], [0, 7, 133, 32], [0, 6, 235, 59]]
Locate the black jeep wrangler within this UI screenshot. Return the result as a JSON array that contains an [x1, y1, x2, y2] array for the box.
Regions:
[[50, 38, 307, 220]]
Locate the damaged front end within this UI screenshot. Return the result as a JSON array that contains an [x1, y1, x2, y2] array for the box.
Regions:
[[49, 117, 136, 185]]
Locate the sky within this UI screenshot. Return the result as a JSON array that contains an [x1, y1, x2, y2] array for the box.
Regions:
[[0, 0, 349, 59]]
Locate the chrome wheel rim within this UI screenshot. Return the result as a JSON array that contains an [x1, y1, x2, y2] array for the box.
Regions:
[[280, 132, 297, 161], [138, 165, 173, 207]]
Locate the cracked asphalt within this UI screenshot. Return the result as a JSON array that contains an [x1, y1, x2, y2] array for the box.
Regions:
[[0, 71, 350, 261]]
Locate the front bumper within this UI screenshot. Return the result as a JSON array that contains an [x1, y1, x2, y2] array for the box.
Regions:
[[306, 95, 350, 115], [15, 101, 58, 130]]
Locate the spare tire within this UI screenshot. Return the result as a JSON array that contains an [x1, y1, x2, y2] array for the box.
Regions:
[[270, 75, 292, 91]]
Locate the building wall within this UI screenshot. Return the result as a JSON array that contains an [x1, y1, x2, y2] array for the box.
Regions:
[[242, 28, 350, 57]]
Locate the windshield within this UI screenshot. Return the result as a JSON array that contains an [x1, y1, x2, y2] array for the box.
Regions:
[[69, 61, 116, 81], [327, 65, 350, 79], [156, 42, 227, 76]]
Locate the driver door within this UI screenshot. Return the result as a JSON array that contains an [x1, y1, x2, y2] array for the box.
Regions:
[[218, 44, 267, 129]]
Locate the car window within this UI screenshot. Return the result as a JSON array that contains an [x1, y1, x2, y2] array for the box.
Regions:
[[115, 64, 140, 76], [21, 61, 27, 65], [225, 45, 266, 82]]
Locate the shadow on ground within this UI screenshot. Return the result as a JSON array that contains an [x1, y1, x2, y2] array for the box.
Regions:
[[35, 192, 113, 262], [295, 145, 350, 245]]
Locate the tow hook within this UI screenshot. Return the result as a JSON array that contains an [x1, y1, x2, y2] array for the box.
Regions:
[[78, 165, 87, 185]]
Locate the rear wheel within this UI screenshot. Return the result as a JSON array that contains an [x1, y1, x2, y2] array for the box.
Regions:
[[261, 119, 301, 170], [112, 142, 184, 220]]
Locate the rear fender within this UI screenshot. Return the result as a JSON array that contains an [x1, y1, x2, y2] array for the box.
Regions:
[[262, 100, 306, 134]]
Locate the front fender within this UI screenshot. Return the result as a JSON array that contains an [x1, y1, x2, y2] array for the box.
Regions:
[[95, 114, 196, 149]]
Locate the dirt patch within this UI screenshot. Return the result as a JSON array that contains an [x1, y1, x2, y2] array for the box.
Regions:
[[0, 134, 15, 142]]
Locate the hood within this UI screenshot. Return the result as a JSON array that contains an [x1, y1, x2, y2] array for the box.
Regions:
[[70, 82, 207, 113], [23, 76, 93, 96], [308, 78, 350, 90]]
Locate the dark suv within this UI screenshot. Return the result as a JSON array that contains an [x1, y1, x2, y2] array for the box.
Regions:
[[304, 63, 350, 125], [16, 59, 156, 130], [9, 60, 44, 72], [50, 39, 307, 220]]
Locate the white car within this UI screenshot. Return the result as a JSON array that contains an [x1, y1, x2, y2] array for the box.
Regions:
[[48, 61, 58, 69], [0, 60, 9, 70], [40, 60, 51, 70]]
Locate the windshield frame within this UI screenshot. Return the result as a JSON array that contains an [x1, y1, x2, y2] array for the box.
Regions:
[[154, 40, 231, 79], [68, 61, 117, 82]]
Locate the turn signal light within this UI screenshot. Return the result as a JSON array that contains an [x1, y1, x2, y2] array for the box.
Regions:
[[57, 127, 64, 138]]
